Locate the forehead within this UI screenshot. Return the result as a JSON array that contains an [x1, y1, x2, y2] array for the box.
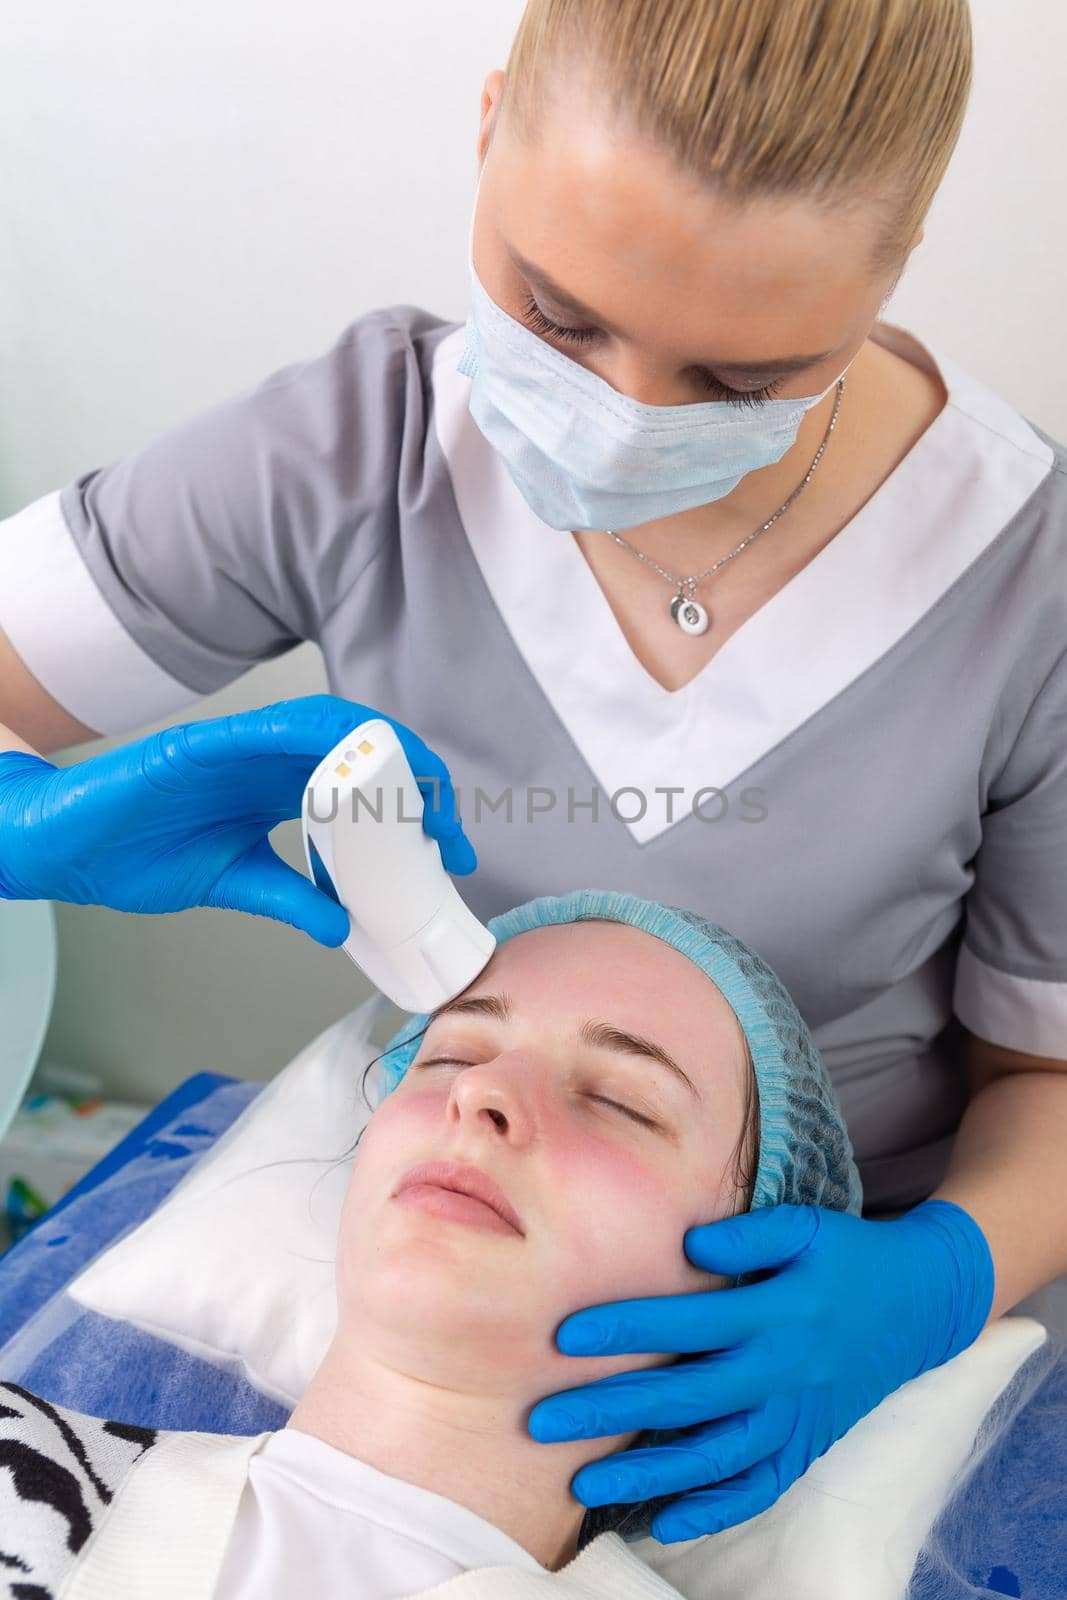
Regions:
[[488, 111, 883, 361], [449, 921, 747, 1079]]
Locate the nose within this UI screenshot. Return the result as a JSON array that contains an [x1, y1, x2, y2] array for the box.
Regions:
[[566, 342, 694, 409], [447, 1049, 537, 1146], [587, 349, 697, 410]]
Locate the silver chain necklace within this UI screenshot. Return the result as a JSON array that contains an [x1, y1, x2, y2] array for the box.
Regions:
[[602, 376, 846, 635]]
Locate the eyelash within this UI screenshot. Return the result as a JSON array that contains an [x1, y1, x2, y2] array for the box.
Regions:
[[519, 293, 786, 408], [415, 1057, 661, 1130]]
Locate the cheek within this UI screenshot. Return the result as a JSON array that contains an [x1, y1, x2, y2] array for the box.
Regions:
[[542, 1129, 699, 1298], [340, 1092, 429, 1225], [335, 1090, 441, 1296], [362, 1083, 440, 1145]]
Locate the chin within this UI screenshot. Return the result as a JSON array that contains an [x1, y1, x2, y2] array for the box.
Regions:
[[354, 1247, 544, 1357]]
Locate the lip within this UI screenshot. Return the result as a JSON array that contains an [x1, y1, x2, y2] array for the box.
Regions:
[[394, 1160, 525, 1236]]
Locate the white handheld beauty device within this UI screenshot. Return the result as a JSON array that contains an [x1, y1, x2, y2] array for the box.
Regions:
[[301, 719, 496, 1013]]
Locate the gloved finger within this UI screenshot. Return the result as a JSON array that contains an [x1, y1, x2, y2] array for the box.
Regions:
[[528, 1351, 771, 1443], [209, 838, 351, 947], [570, 1405, 789, 1507], [0, 751, 56, 783], [388, 733, 478, 876], [410, 764, 462, 837], [432, 826, 478, 877], [386, 727, 455, 823], [557, 1278, 780, 1358], [179, 696, 379, 767], [682, 1204, 822, 1277], [651, 1455, 787, 1543]]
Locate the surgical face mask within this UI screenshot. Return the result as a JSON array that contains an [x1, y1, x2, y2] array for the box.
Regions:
[[456, 170, 854, 533]]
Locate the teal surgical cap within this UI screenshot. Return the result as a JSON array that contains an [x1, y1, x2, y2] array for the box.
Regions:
[[379, 888, 862, 1218]]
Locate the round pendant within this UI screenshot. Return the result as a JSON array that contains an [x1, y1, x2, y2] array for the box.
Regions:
[[670, 593, 710, 636]]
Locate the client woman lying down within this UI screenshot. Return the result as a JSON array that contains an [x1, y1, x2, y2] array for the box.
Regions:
[[1, 889, 990, 1599]]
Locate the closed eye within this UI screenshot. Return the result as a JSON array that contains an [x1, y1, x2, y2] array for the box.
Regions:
[[414, 1059, 661, 1131], [585, 1094, 660, 1130], [519, 293, 787, 408]]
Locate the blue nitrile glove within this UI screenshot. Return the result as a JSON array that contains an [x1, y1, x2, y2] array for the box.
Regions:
[[529, 1198, 995, 1542], [0, 694, 476, 946]]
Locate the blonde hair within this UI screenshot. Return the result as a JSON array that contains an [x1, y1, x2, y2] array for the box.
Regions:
[[498, 0, 973, 273]]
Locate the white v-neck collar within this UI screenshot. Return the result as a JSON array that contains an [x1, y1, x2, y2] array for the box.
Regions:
[[432, 319, 1054, 845]]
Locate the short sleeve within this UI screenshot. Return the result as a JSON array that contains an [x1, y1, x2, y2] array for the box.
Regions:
[[953, 643, 1067, 1057], [0, 308, 430, 736]]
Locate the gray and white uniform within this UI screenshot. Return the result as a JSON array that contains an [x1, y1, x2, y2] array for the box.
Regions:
[[1, 308, 1064, 1217]]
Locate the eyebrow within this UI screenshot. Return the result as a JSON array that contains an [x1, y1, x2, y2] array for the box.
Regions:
[[508, 245, 835, 378], [435, 992, 701, 1101]]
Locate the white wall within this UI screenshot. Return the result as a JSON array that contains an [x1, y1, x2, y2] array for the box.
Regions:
[[1, 1, 1064, 1104]]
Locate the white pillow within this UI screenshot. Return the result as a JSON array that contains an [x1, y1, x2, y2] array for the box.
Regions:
[[69, 993, 398, 1404]]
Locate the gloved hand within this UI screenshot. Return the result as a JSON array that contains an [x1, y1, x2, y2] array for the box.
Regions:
[[0, 694, 476, 946], [528, 1198, 995, 1542]]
